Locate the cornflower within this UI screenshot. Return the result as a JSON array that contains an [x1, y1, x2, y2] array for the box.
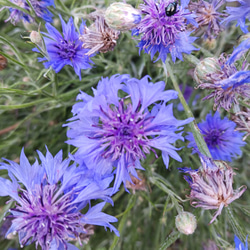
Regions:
[[0, 148, 119, 250], [65, 74, 193, 193], [133, 0, 198, 62]]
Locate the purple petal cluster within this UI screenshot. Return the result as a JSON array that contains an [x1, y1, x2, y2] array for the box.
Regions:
[[65, 74, 193, 193], [186, 112, 245, 161], [134, 0, 198, 63], [180, 154, 247, 224], [224, 0, 250, 33], [1, 0, 54, 25], [0, 148, 119, 250], [35, 16, 94, 80]]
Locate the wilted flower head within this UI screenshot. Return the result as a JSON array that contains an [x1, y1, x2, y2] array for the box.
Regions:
[[133, 0, 198, 62], [33, 16, 94, 80], [234, 235, 248, 250], [223, 0, 250, 33], [65, 74, 193, 194], [186, 111, 246, 161], [231, 107, 250, 140], [79, 15, 120, 56], [1, 0, 54, 25], [0, 148, 119, 250], [126, 172, 147, 194], [195, 54, 250, 110], [180, 155, 247, 224], [188, 0, 227, 39]]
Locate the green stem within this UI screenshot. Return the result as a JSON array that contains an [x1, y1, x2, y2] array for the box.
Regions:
[[163, 61, 211, 158]]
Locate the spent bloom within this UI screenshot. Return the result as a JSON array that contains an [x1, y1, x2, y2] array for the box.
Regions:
[[194, 54, 250, 110], [186, 112, 246, 161], [234, 235, 248, 250], [79, 15, 120, 56], [1, 0, 54, 25], [0, 148, 119, 250], [33, 16, 94, 80], [180, 154, 247, 224], [188, 0, 227, 39], [65, 74, 193, 194], [133, 0, 198, 62], [223, 0, 250, 33]]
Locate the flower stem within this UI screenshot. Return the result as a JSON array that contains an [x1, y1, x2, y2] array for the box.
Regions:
[[163, 61, 211, 158]]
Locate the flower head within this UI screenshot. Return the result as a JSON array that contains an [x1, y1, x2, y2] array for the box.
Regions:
[[180, 155, 247, 224], [188, 0, 227, 39], [195, 54, 250, 110], [79, 15, 120, 56], [234, 235, 248, 250], [133, 0, 198, 62], [223, 0, 250, 33], [1, 0, 54, 25], [186, 112, 246, 161], [34, 16, 94, 80], [65, 74, 193, 193], [0, 148, 119, 250]]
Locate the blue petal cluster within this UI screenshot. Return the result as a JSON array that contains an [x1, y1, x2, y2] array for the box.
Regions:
[[224, 0, 250, 33], [34, 16, 94, 80], [2, 0, 54, 24], [65, 74, 193, 193], [134, 0, 198, 63], [186, 112, 246, 161], [0, 148, 119, 250], [234, 235, 248, 250]]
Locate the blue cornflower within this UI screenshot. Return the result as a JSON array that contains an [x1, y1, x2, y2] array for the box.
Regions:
[[65, 74, 193, 193], [1, 0, 54, 25], [133, 0, 198, 63], [34, 16, 94, 80], [186, 112, 246, 161], [224, 0, 250, 33], [0, 148, 119, 250], [234, 235, 248, 250]]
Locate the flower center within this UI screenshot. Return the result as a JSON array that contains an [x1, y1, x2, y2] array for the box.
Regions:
[[93, 98, 156, 162], [204, 129, 223, 147], [58, 39, 77, 59]]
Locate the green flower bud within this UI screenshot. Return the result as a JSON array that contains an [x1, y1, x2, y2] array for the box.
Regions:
[[105, 2, 141, 31], [202, 38, 217, 51], [237, 33, 250, 45], [194, 57, 221, 84], [30, 31, 42, 44], [175, 212, 197, 235]]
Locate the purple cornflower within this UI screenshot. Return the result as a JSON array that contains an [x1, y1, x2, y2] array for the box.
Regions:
[[1, 0, 54, 25], [65, 74, 193, 194], [234, 235, 248, 250], [34, 16, 94, 80], [195, 54, 250, 110], [188, 0, 227, 39], [0, 148, 119, 250], [133, 0, 198, 63], [180, 154, 247, 224], [223, 0, 250, 33], [186, 112, 246, 161]]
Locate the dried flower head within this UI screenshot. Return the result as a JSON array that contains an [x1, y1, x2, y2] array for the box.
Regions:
[[0, 55, 8, 70], [195, 54, 250, 110], [231, 107, 250, 140], [180, 155, 247, 224], [188, 0, 227, 39], [79, 16, 120, 56], [126, 172, 147, 194], [133, 0, 198, 62]]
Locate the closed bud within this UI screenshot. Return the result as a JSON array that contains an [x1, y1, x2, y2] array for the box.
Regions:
[[237, 33, 250, 45], [202, 38, 217, 51], [30, 31, 42, 44], [104, 2, 141, 31], [194, 57, 221, 84], [175, 212, 197, 235]]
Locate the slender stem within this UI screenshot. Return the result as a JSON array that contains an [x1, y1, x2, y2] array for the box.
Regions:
[[163, 61, 211, 158]]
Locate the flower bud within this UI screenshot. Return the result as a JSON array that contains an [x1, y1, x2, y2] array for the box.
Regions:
[[30, 31, 42, 44], [202, 38, 217, 51], [237, 33, 250, 45], [104, 2, 141, 31], [175, 212, 197, 235], [194, 57, 221, 84]]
